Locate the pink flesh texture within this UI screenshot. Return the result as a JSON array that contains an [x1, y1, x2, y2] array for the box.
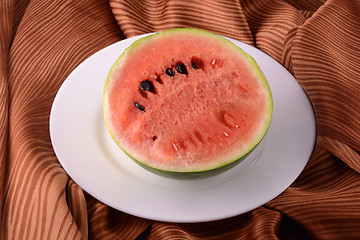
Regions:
[[107, 33, 268, 171]]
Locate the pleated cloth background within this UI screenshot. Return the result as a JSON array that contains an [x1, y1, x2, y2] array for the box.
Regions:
[[1, 0, 360, 239]]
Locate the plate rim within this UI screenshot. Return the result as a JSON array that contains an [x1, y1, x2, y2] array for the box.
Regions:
[[50, 33, 316, 223]]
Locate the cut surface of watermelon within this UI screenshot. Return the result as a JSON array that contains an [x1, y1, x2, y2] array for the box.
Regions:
[[103, 28, 273, 178]]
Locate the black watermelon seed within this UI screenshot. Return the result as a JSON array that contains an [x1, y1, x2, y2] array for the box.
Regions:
[[175, 63, 188, 74], [191, 57, 204, 70], [156, 77, 163, 84], [140, 80, 154, 92], [134, 102, 145, 111], [165, 68, 175, 77], [191, 62, 198, 70], [152, 136, 157, 141]]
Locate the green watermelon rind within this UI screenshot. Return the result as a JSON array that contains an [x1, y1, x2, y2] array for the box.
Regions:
[[103, 28, 273, 179], [130, 146, 255, 179]]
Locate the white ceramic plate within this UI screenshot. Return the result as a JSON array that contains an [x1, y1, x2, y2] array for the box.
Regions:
[[50, 33, 316, 223]]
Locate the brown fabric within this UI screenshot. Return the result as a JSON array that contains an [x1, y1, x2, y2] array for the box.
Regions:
[[1, 0, 360, 239]]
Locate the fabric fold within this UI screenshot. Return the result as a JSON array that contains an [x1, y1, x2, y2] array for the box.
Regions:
[[0, 0, 13, 231], [1, 0, 359, 239], [109, 0, 255, 44]]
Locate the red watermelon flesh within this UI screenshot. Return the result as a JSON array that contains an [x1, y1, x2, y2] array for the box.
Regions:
[[103, 28, 273, 177]]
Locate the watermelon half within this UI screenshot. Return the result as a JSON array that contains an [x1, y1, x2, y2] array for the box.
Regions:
[[103, 28, 273, 179]]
